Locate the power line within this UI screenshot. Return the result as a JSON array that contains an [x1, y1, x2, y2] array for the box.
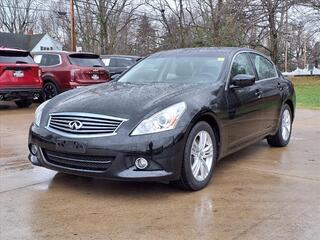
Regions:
[[0, 4, 69, 15], [71, 0, 162, 21], [0, 1, 162, 22]]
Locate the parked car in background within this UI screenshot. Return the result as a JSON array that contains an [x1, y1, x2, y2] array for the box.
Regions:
[[29, 48, 295, 191], [0, 48, 42, 108], [101, 55, 141, 76], [33, 51, 110, 100]]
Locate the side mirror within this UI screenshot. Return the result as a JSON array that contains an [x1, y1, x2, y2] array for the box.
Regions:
[[110, 74, 120, 81], [231, 74, 255, 87]]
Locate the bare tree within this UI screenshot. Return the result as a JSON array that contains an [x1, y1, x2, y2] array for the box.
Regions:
[[134, 15, 157, 54], [0, 0, 39, 33]]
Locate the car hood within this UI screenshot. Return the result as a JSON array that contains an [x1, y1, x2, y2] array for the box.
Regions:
[[45, 81, 216, 121]]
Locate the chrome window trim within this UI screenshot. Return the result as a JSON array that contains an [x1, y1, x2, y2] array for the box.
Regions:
[[36, 53, 62, 68], [225, 50, 279, 90], [45, 112, 128, 138]]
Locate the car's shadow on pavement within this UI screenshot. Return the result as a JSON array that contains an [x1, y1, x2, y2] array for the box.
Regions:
[[47, 172, 187, 198], [46, 141, 274, 198]]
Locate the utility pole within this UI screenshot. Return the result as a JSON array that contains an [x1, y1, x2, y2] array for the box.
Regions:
[[70, 0, 76, 51], [284, 0, 288, 72]]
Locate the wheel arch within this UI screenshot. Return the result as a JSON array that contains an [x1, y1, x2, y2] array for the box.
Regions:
[[285, 99, 294, 120], [187, 111, 223, 159], [42, 75, 60, 90]]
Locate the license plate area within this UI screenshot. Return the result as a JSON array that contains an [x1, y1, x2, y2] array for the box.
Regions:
[[91, 74, 99, 80], [56, 139, 86, 154], [13, 70, 24, 78]]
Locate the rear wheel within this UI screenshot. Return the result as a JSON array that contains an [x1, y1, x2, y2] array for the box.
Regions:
[[267, 104, 292, 147], [173, 121, 218, 191], [43, 81, 59, 101], [15, 99, 33, 108]]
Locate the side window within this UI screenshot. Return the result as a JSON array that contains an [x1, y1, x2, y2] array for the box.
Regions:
[[116, 58, 134, 67], [37, 54, 49, 66], [102, 58, 110, 66], [249, 53, 277, 80], [47, 54, 60, 66], [36, 54, 60, 67], [230, 53, 255, 79], [33, 55, 43, 64], [109, 58, 117, 67]]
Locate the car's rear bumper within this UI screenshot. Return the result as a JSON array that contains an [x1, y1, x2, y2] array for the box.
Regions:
[[0, 88, 42, 101], [28, 123, 186, 182], [69, 80, 109, 89]]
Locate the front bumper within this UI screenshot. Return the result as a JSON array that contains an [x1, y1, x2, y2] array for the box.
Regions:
[[28, 123, 187, 182], [0, 88, 42, 101]]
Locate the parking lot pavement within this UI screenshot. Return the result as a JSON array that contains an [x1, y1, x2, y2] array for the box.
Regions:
[[0, 102, 319, 240]]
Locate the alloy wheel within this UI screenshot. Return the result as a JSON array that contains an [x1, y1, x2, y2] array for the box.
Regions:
[[190, 130, 214, 181], [44, 83, 58, 100], [281, 109, 291, 141]]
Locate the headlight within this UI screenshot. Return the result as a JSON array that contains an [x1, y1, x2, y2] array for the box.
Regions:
[[34, 100, 49, 127], [131, 102, 186, 136]]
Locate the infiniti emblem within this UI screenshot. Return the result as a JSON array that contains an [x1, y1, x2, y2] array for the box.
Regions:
[[69, 120, 83, 130]]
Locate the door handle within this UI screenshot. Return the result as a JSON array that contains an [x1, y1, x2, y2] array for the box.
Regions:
[[255, 89, 262, 98], [277, 82, 284, 91]]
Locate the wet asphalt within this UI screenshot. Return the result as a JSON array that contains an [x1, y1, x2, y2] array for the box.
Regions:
[[0, 102, 319, 240]]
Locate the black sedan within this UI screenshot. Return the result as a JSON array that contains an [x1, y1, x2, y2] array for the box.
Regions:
[[101, 55, 141, 76], [28, 48, 295, 191]]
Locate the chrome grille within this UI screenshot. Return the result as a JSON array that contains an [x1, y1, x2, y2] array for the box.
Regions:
[[46, 112, 127, 137]]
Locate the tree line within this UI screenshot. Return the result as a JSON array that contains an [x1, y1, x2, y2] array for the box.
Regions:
[[0, 0, 319, 70]]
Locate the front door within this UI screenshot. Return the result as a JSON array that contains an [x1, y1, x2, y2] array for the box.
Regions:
[[225, 52, 265, 151]]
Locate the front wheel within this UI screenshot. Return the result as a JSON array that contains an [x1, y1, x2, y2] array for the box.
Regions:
[[267, 104, 292, 147], [173, 121, 218, 191], [43, 81, 59, 101]]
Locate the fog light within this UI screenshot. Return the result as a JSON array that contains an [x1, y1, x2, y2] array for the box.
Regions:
[[30, 144, 38, 155], [135, 158, 149, 170]]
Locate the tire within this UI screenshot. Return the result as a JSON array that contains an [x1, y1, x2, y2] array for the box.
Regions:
[[15, 99, 33, 108], [267, 104, 292, 147], [173, 121, 218, 191], [43, 81, 59, 101]]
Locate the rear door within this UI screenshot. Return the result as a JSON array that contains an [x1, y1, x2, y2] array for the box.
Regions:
[[248, 53, 282, 133], [33, 53, 67, 88], [0, 50, 41, 89], [225, 52, 265, 150]]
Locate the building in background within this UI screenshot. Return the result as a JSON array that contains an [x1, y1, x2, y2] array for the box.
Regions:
[[0, 32, 62, 53]]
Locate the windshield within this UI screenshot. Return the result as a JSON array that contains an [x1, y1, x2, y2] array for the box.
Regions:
[[118, 55, 226, 84], [0, 51, 34, 64], [69, 54, 104, 67]]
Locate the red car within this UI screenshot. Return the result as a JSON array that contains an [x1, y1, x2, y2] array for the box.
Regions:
[[0, 48, 42, 108], [33, 51, 110, 100]]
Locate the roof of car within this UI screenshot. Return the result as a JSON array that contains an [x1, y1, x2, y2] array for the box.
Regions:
[[101, 55, 141, 59], [153, 47, 254, 56], [0, 47, 28, 52], [32, 50, 99, 56]]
